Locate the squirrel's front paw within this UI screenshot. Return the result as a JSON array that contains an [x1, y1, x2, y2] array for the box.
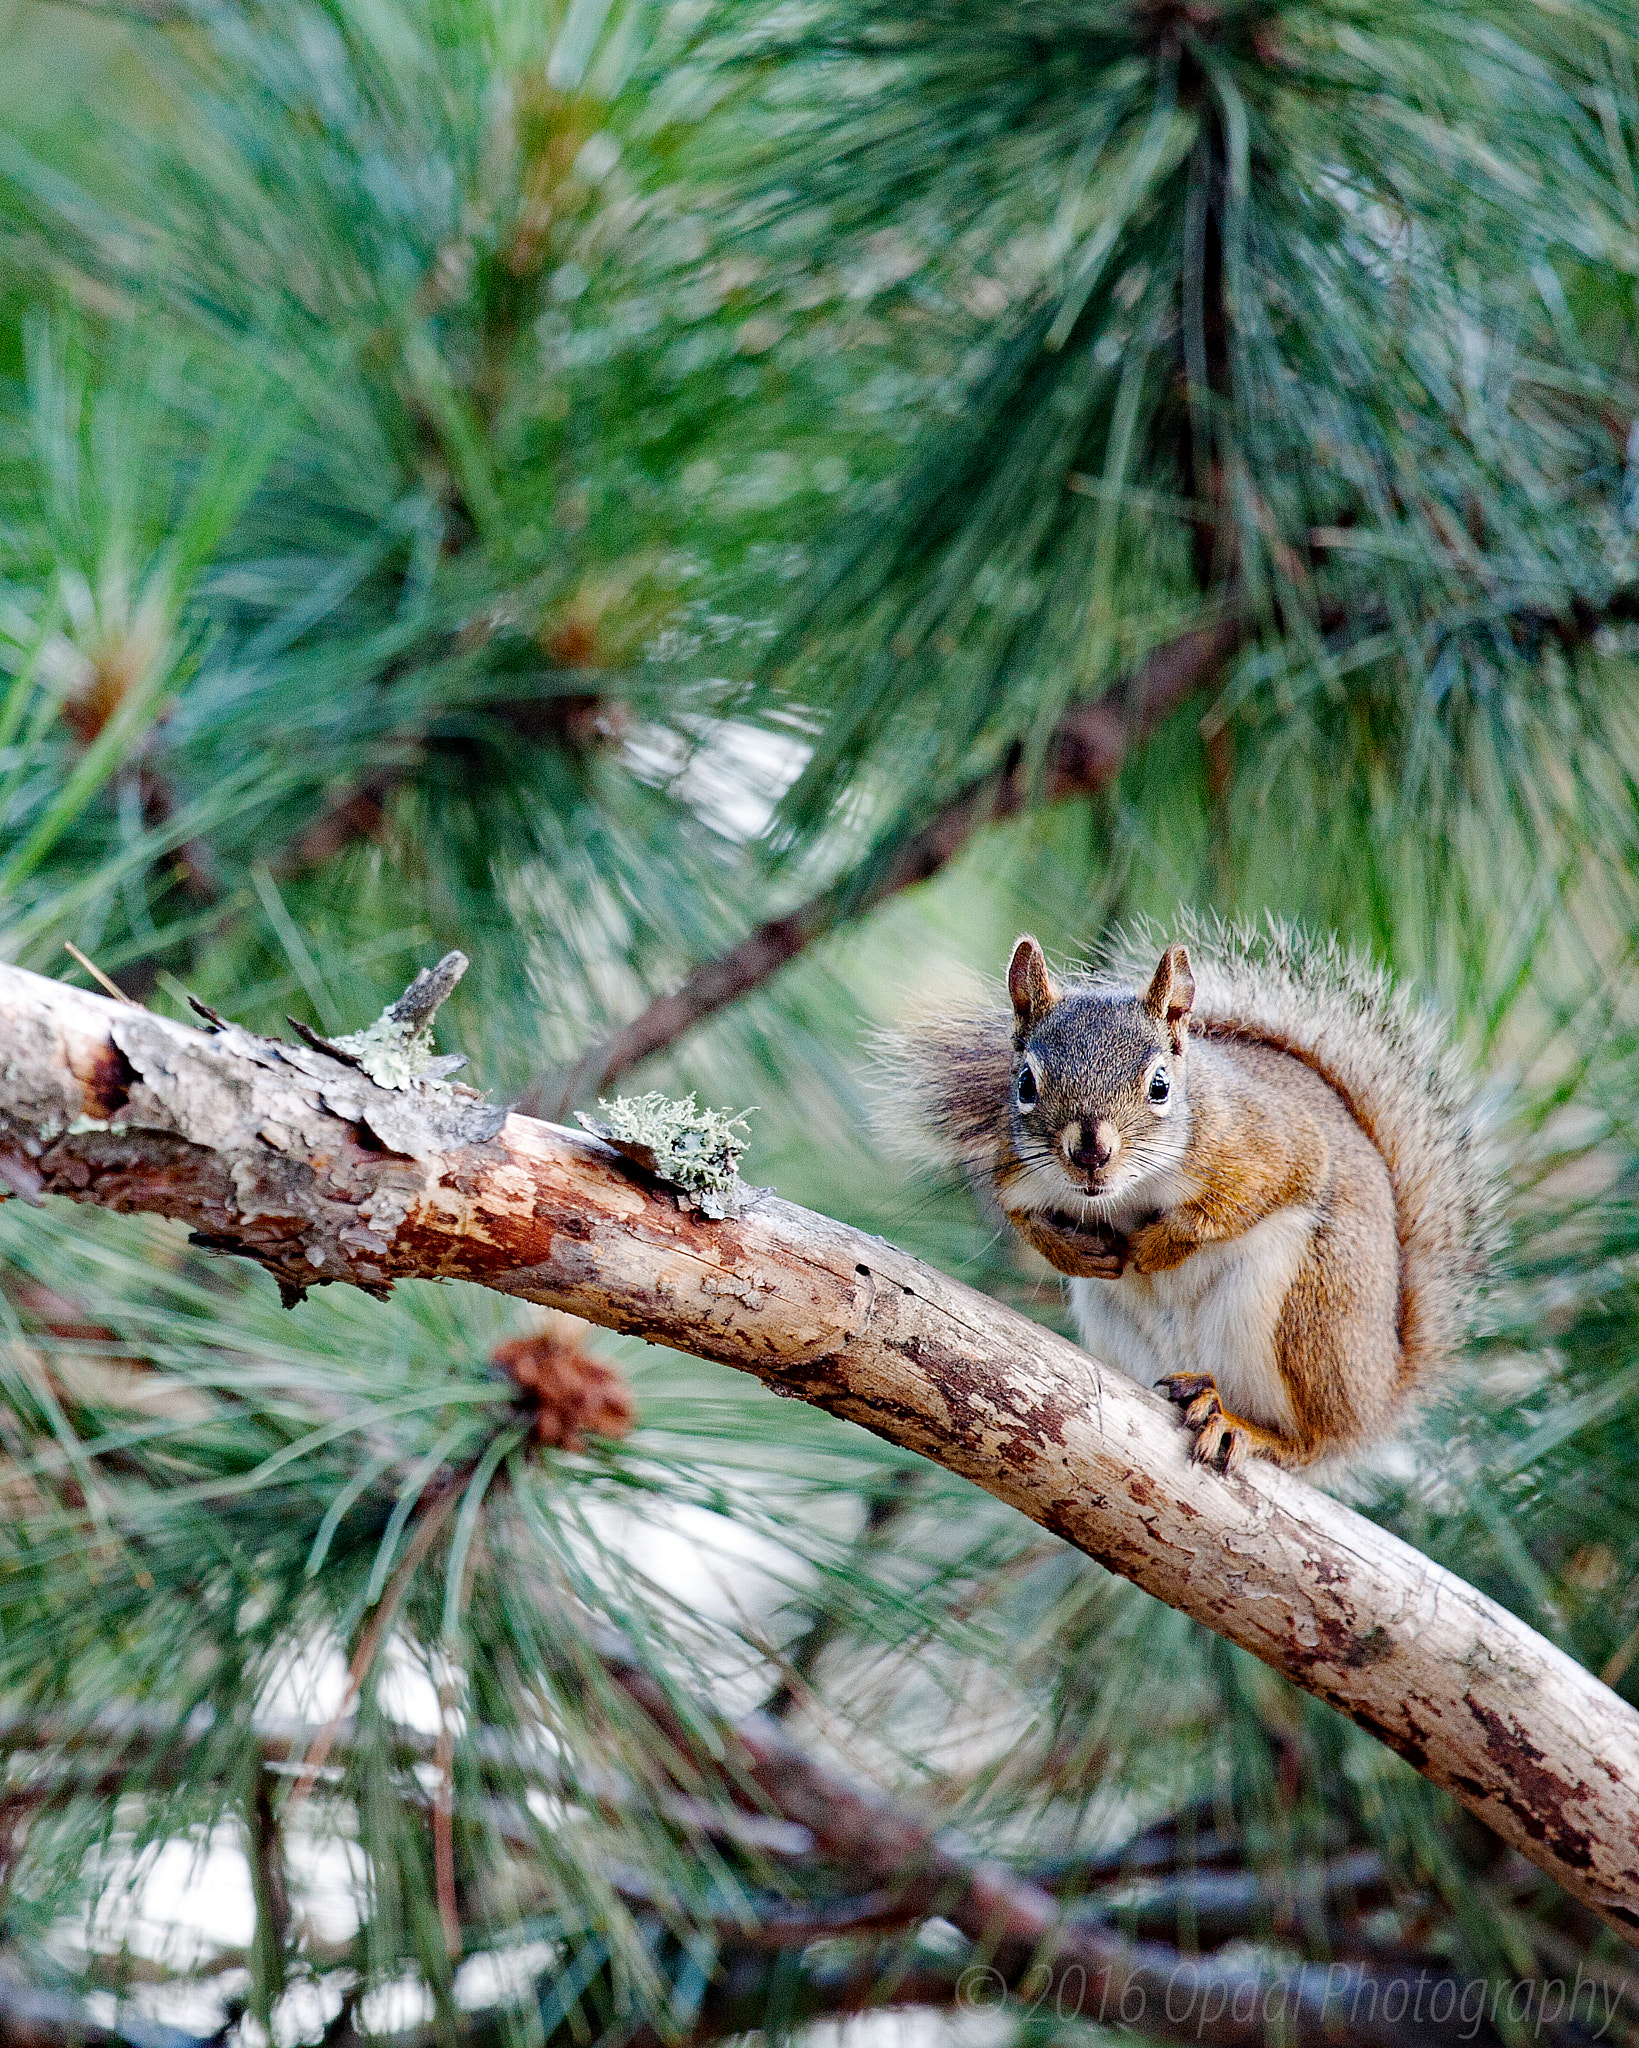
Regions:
[[1010, 1209, 1128, 1279], [1158, 1371, 1249, 1475], [1062, 1223, 1128, 1280]]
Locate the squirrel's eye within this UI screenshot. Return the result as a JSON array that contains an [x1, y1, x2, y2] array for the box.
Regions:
[[1147, 1067, 1170, 1104], [1016, 1067, 1039, 1109]]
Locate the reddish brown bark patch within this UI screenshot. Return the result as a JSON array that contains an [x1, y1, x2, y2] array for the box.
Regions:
[[1464, 1694, 1602, 1876], [68, 1039, 135, 1121]]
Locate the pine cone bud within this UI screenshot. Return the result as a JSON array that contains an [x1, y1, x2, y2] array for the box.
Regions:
[[490, 1314, 636, 1452]]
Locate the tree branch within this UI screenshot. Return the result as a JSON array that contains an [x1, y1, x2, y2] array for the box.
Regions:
[[597, 1665, 1612, 2048], [535, 580, 1639, 1119], [3, 964, 1639, 1931], [0, 1695, 1387, 2009], [529, 614, 1245, 1117], [606, 1659, 1458, 2048], [0, 1690, 1620, 2048], [0, 1686, 1491, 2048]]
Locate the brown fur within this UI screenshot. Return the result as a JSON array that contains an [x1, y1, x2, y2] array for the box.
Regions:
[[1112, 1036, 1402, 1466], [884, 921, 1494, 1471]]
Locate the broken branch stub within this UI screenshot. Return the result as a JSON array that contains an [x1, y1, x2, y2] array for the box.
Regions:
[[2, 962, 1638, 1931], [389, 949, 469, 1029], [286, 949, 474, 1092]]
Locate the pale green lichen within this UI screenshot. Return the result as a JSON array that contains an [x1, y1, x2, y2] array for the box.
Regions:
[[328, 1010, 447, 1091], [577, 1092, 753, 1217], [321, 952, 470, 1093]]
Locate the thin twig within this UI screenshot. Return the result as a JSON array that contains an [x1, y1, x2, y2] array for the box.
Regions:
[[528, 615, 1246, 1116], [432, 1681, 461, 1958], [433, 1507, 485, 1961], [63, 943, 139, 1007], [287, 1476, 465, 1805]]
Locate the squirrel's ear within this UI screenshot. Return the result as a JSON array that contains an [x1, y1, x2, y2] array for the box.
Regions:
[[1143, 943, 1195, 1053], [1007, 936, 1057, 1043]]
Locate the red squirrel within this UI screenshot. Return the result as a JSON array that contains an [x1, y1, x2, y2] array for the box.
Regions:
[[889, 919, 1495, 1471]]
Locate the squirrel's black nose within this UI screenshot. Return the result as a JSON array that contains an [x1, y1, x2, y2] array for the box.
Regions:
[[1064, 1119, 1120, 1174]]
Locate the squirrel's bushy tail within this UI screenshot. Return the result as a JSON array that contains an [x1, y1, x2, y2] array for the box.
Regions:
[[1102, 913, 1502, 1386]]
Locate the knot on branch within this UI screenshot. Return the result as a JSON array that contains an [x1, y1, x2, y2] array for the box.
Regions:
[[492, 1316, 636, 1452]]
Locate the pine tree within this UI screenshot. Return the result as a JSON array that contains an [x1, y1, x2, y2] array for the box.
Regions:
[[2, 0, 1639, 2042]]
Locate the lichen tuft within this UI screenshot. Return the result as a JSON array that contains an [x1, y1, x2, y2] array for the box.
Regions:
[[576, 1092, 753, 1217]]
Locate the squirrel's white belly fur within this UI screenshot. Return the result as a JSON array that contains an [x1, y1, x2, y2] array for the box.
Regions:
[[1068, 1206, 1317, 1434]]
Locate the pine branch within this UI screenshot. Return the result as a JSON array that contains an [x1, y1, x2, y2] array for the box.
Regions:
[[594, 1662, 1608, 2048], [533, 578, 1639, 1119], [3, 964, 1639, 1931], [0, 1693, 1399, 1960], [0, 1684, 1615, 2048], [0, 1682, 1489, 2047], [528, 615, 1245, 1118]]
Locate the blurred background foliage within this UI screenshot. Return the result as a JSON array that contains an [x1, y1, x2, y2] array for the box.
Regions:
[[4, 0, 1639, 2040]]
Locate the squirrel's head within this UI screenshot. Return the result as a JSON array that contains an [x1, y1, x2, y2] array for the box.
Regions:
[[1002, 935, 1194, 1216]]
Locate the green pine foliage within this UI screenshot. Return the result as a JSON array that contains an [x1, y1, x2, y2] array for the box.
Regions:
[[4, 0, 1639, 2041], [674, 0, 1639, 903]]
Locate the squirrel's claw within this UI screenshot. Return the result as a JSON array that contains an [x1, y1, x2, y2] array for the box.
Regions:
[[1192, 1414, 1249, 1475], [1158, 1371, 1249, 1475], [1158, 1370, 1214, 1406]]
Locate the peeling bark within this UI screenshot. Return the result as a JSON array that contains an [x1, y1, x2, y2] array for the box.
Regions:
[[3, 964, 1639, 1933]]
